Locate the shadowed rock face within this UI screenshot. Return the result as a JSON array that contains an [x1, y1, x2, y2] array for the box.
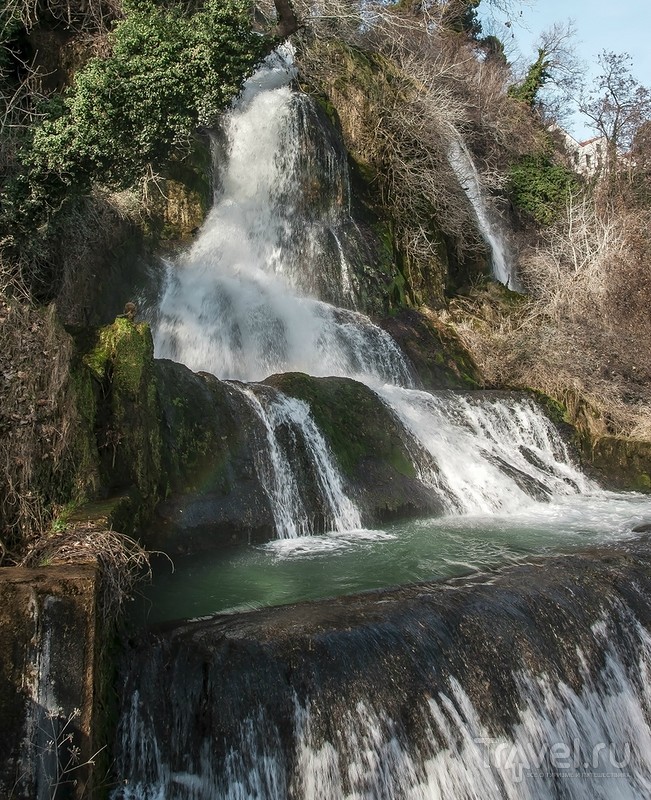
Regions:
[[113, 538, 651, 798], [150, 366, 442, 554], [379, 308, 482, 390], [151, 361, 276, 552], [0, 565, 99, 800]]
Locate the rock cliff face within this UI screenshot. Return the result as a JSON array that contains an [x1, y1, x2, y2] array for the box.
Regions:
[[581, 436, 651, 493], [378, 308, 482, 390], [297, 40, 492, 312], [66, 315, 651, 561], [0, 565, 101, 800], [151, 363, 275, 552], [69, 319, 445, 554]]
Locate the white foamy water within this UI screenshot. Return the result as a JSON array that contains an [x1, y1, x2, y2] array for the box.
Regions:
[[153, 47, 412, 385], [234, 384, 362, 538], [115, 605, 651, 800], [379, 385, 596, 515]]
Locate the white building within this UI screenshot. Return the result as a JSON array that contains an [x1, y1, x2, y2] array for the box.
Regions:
[[557, 128, 608, 177]]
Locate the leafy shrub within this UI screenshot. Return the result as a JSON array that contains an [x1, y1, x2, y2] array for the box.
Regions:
[[4, 0, 268, 233], [508, 153, 579, 225]]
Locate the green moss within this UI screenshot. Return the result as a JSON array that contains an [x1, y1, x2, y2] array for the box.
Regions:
[[313, 93, 340, 128], [68, 360, 101, 499], [524, 388, 569, 426], [85, 318, 151, 396], [265, 373, 417, 479], [77, 317, 162, 519], [636, 473, 651, 491], [582, 436, 651, 493]]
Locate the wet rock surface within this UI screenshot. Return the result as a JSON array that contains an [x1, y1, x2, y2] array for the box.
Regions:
[[113, 538, 651, 796], [0, 564, 99, 800]]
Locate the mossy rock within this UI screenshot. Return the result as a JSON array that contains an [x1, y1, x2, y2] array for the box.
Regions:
[[79, 318, 162, 521], [65, 491, 140, 538], [84, 318, 152, 396], [146, 137, 212, 242], [380, 308, 482, 389], [154, 361, 242, 494], [582, 436, 651, 493], [264, 372, 443, 522], [150, 361, 275, 553]]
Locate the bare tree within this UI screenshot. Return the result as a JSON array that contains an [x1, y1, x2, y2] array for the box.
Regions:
[[580, 51, 651, 157], [508, 21, 582, 121], [534, 21, 583, 123]]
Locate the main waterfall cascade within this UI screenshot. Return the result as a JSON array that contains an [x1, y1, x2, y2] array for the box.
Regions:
[[117, 50, 651, 799], [151, 47, 594, 529]]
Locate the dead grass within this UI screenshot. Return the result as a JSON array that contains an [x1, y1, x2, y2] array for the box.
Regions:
[[20, 521, 152, 620], [447, 194, 651, 439]]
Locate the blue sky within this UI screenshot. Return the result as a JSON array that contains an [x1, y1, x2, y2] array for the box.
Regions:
[[479, 0, 651, 139]]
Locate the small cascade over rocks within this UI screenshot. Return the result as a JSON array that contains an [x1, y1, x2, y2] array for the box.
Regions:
[[448, 137, 518, 290], [233, 383, 361, 538], [380, 387, 595, 514], [113, 540, 651, 799]]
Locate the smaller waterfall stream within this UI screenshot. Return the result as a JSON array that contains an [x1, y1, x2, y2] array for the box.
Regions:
[[234, 384, 361, 538], [448, 138, 517, 289]]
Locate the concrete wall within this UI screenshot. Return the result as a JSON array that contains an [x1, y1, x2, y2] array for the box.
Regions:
[[0, 564, 100, 799]]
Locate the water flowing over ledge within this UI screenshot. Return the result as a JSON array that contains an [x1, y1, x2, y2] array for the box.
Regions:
[[113, 538, 651, 799]]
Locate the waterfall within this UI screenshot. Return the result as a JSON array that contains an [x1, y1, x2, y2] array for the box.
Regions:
[[448, 138, 518, 290], [113, 541, 651, 799], [152, 46, 408, 384], [111, 43, 651, 800], [151, 51, 588, 530], [379, 387, 595, 514], [233, 384, 362, 538]]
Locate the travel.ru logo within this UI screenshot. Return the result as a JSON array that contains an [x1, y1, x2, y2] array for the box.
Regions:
[[474, 737, 631, 783]]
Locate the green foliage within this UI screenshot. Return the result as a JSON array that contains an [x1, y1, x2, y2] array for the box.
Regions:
[[443, 0, 482, 38], [508, 153, 579, 226], [508, 48, 551, 107], [3, 0, 268, 234], [479, 35, 507, 66]]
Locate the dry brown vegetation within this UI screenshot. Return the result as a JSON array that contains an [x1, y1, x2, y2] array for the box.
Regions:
[[20, 521, 152, 618], [0, 292, 151, 613], [0, 296, 82, 559], [292, 0, 543, 298], [448, 189, 651, 438]]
